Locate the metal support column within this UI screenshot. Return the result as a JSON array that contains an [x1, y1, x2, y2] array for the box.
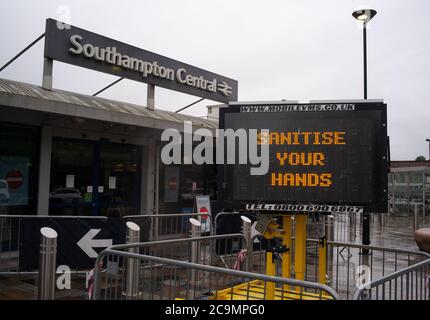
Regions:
[[265, 251, 276, 300], [189, 218, 201, 299], [318, 237, 327, 285], [423, 171, 426, 224], [125, 221, 140, 299], [37, 126, 52, 215], [42, 58, 53, 90], [362, 212, 370, 254], [282, 215, 292, 289], [147, 84, 155, 110], [363, 22, 368, 99], [413, 204, 419, 231], [240, 215, 252, 272], [38, 227, 57, 300]]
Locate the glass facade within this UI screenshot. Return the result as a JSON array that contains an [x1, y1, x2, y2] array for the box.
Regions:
[[388, 170, 429, 201], [49, 137, 141, 216], [158, 162, 217, 215], [0, 122, 218, 217], [0, 122, 40, 215]]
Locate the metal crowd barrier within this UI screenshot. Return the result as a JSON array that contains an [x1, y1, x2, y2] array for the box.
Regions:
[[247, 235, 430, 299], [93, 235, 340, 300], [0, 215, 111, 300], [0, 213, 211, 273], [353, 256, 430, 300], [214, 211, 358, 244], [3, 212, 429, 300], [213, 211, 430, 299]]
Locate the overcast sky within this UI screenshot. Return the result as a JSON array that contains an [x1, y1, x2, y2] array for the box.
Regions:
[[1, 0, 429, 160]]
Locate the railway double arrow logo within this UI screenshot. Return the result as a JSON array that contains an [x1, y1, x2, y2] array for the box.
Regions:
[[217, 81, 233, 97]]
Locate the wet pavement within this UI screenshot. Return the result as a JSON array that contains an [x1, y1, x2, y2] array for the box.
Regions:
[[0, 212, 428, 300]]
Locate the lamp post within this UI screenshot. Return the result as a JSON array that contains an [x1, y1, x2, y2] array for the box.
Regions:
[[352, 9, 377, 250], [426, 139, 430, 161], [352, 9, 377, 99]]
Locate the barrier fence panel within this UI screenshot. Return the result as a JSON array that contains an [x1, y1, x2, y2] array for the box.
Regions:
[[248, 235, 430, 300], [214, 212, 358, 245], [0, 215, 110, 272], [1, 213, 211, 273], [353, 258, 430, 300], [0, 215, 20, 272], [0, 215, 115, 300], [3, 213, 428, 300], [213, 211, 430, 299], [93, 235, 340, 300]]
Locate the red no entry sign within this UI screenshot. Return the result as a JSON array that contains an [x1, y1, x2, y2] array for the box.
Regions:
[[5, 170, 24, 189]]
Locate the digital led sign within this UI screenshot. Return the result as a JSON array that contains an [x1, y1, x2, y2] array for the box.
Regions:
[[218, 101, 388, 214]]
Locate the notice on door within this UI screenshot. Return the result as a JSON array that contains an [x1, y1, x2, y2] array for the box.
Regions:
[[66, 174, 75, 188], [164, 167, 180, 203], [108, 176, 116, 189], [194, 195, 212, 233]]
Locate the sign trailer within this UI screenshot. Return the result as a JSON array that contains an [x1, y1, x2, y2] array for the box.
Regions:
[[219, 101, 388, 214]]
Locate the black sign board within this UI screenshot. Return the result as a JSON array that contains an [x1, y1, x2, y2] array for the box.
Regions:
[[19, 217, 125, 271], [218, 101, 388, 213], [44, 19, 238, 103]]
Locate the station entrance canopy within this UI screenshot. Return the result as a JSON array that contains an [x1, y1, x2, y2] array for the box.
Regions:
[[44, 19, 238, 103]]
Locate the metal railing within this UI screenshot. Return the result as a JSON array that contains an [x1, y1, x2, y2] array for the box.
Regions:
[[93, 235, 339, 300], [214, 211, 358, 244], [353, 257, 430, 300], [3, 212, 429, 300], [0, 213, 211, 272], [123, 212, 212, 241], [248, 234, 430, 299]]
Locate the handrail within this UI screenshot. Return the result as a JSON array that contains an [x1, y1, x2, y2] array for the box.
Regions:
[[352, 258, 430, 300], [251, 234, 430, 259], [123, 212, 212, 219], [101, 233, 246, 251], [324, 239, 430, 258], [93, 247, 340, 300], [0, 215, 108, 219]]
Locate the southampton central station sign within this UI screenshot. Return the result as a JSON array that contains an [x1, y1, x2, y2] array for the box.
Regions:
[[44, 19, 238, 103]]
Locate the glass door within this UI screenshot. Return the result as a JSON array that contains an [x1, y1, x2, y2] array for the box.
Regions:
[[98, 143, 141, 217], [49, 138, 93, 215], [49, 137, 142, 216]]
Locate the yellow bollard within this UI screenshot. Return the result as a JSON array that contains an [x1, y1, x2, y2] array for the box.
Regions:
[[318, 237, 327, 285], [265, 251, 276, 300], [294, 214, 307, 281], [282, 215, 292, 291]]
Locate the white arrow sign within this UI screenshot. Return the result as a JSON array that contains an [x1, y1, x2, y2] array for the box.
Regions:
[[77, 229, 112, 258]]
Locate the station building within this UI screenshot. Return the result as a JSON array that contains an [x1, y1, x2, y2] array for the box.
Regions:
[[0, 18, 241, 218], [0, 77, 218, 217]]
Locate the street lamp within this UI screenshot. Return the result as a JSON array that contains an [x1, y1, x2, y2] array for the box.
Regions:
[[352, 9, 377, 251], [426, 139, 430, 161], [352, 9, 377, 99]]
